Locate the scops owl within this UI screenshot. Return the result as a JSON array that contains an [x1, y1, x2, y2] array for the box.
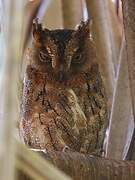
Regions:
[[19, 19, 108, 156]]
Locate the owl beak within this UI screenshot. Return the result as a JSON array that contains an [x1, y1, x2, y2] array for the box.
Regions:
[[57, 71, 64, 82]]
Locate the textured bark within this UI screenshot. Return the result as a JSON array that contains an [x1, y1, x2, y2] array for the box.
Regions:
[[122, 0, 135, 160], [61, 0, 84, 28], [17, 151, 135, 180]]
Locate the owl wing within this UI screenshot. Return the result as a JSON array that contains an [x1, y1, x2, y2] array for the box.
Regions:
[[20, 65, 87, 152], [70, 64, 108, 155]]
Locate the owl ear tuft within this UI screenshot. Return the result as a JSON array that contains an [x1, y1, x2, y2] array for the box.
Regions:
[[32, 18, 43, 41], [76, 19, 91, 39], [32, 18, 50, 43]]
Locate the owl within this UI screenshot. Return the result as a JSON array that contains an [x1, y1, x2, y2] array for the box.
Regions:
[[19, 19, 108, 156]]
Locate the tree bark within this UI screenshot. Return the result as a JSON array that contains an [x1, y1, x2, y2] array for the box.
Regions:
[[122, 0, 135, 160], [17, 150, 135, 180]]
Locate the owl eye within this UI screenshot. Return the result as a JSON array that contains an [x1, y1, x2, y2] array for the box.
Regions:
[[39, 51, 51, 63], [72, 53, 83, 64]]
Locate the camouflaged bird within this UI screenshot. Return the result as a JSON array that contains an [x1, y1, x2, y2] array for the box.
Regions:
[[19, 19, 108, 156]]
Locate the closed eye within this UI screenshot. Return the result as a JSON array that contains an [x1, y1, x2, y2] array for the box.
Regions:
[[71, 52, 84, 64], [39, 51, 51, 63]]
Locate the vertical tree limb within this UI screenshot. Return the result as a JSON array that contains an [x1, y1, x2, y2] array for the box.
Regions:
[[61, 0, 84, 28], [42, 0, 63, 29], [122, 0, 135, 120], [86, 0, 117, 106], [16, 144, 135, 180], [108, 0, 123, 71], [106, 39, 133, 159], [122, 0, 135, 160], [23, 0, 42, 50], [0, 1, 24, 180]]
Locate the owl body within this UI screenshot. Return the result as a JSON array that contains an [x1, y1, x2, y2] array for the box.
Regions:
[[20, 19, 108, 155]]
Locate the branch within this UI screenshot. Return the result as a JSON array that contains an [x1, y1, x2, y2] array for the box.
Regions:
[[106, 38, 134, 159], [16, 142, 71, 180], [16, 143, 135, 180]]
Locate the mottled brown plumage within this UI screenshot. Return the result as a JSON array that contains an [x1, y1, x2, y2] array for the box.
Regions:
[[19, 19, 108, 155]]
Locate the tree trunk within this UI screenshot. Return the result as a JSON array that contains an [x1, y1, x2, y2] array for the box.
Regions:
[[122, 0, 135, 160], [17, 151, 135, 180]]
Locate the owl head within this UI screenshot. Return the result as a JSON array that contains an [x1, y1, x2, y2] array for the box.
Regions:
[[29, 19, 97, 83]]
